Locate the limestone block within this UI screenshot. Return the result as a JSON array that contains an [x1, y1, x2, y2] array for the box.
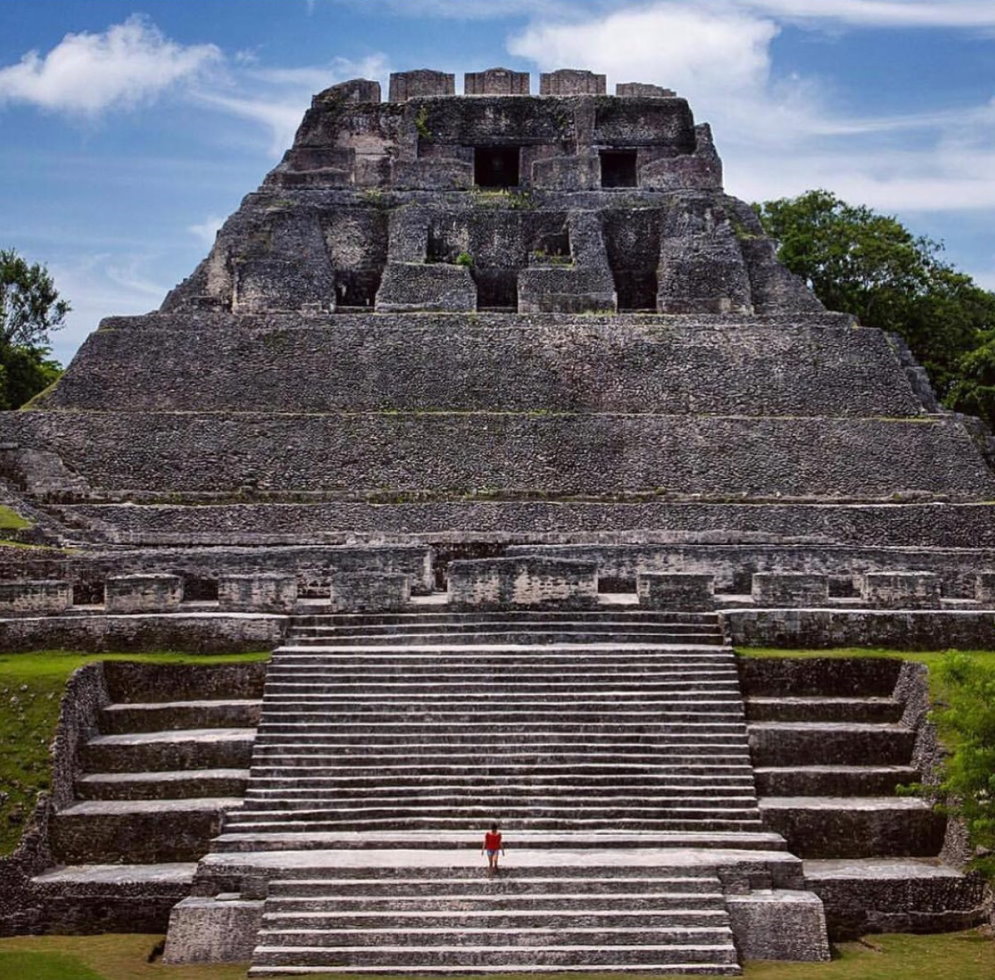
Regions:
[[863, 571, 941, 609], [314, 78, 380, 104], [375, 262, 477, 312], [391, 159, 474, 190], [975, 571, 995, 605], [464, 68, 529, 95], [163, 896, 263, 963], [389, 69, 455, 101], [328, 572, 411, 613], [752, 573, 829, 607], [640, 153, 722, 192], [616, 82, 676, 97], [540, 69, 606, 95], [726, 890, 830, 961], [105, 574, 183, 614], [531, 155, 601, 191], [0, 580, 72, 615], [518, 266, 617, 314], [448, 557, 598, 609], [218, 574, 297, 613], [637, 572, 715, 610]]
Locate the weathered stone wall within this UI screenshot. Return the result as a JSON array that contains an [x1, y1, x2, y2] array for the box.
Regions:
[[55, 502, 995, 549], [3, 411, 990, 501], [105, 574, 182, 613], [327, 572, 411, 612], [218, 574, 297, 613], [0, 580, 71, 614], [509, 542, 995, 597], [45, 314, 926, 417], [863, 571, 941, 609], [0, 544, 433, 595], [448, 557, 598, 608], [637, 572, 715, 609], [0, 613, 286, 653], [725, 609, 995, 650], [751, 573, 830, 607]]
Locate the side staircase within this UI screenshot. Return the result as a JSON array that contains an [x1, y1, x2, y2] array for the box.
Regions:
[[168, 610, 826, 974]]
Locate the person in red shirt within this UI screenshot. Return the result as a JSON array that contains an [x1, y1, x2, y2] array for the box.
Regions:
[[482, 823, 504, 873]]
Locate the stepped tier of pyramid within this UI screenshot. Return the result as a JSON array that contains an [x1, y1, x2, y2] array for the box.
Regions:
[[0, 67, 993, 974]]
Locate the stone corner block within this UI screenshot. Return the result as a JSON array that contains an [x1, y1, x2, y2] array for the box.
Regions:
[[862, 571, 941, 609], [751, 573, 830, 608], [218, 574, 298, 613], [637, 572, 716, 610], [105, 574, 183, 614], [162, 896, 263, 964], [0, 579, 73, 616], [448, 556, 598, 609], [726, 890, 831, 962]]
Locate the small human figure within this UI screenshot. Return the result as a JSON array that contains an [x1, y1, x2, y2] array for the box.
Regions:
[[482, 823, 504, 873]]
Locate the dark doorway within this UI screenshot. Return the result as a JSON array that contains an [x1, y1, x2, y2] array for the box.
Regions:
[[475, 146, 520, 188], [600, 150, 638, 188]]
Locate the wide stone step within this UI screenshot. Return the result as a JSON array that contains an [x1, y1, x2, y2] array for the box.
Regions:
[[100, 699, 262, 733], [249, 942, 740, 968], [291, 612, 720, 627], [745, 697, 903, 724], [291, 619, 717, 635], [247, 761, 755, 779], [759, 796, 947, 858], [267, 878, 726, 900], [246, 774, 757, 791], [77, 768, 250, 800], [234, 801, 763, 821], [222, 817, 765, 835], [273, 650, 733, 664], [207, 831, 789, 854], [285, 631, 725, 646], [82, 728, 256, 773], [754, 765, 918, 796], [256, 925, 735, 948], [266, 661, 738, 676], [253, 729, 748, 747], [248, 751, 753, 768], [256, 715, 747, 734], [748, 723, 915, 767], [244, 789, 757, 806], [262, 682, 742, 698], [51, 798, 240, 863], [261, 691, 744, 708], [275, 642, 728, 655]]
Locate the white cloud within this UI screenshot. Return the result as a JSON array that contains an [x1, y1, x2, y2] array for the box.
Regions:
[[508, 3, 995, 215], [0, 15, 221, 115], [187, 215, 226, 247], [194, 54, 391, 156], [742, 0, 995, 30]]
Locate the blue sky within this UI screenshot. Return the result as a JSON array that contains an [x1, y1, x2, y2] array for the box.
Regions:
[[2, 0, 994, 365]]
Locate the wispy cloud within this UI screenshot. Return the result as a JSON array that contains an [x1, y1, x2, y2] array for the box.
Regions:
[[0, 15, 221, 115], [187, 215, 226, 247], [508, 3, 995, 214], [741, 0, 995, 30]]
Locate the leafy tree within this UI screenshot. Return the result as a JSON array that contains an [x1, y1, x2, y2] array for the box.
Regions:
[[754, 190, 995, 427], [0, 249, 67, 408]]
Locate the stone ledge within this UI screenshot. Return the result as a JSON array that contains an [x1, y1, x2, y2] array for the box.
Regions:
[[726, 889, 830, 961]]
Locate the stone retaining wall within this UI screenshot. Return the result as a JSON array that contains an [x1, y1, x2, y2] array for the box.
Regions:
[[448, 557, 598, 608]]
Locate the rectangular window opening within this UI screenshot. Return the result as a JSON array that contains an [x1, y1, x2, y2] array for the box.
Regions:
[[600, 150, 638, 188], [474, 146, 521, 188]]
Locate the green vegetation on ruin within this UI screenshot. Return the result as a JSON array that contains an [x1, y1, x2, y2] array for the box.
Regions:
[[0, 929, 993, 979], [0, 649, 270, 856], [0, 504, 31, 530]]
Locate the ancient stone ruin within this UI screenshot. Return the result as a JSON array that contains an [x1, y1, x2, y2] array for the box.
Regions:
[[0, 68, 992, 974]]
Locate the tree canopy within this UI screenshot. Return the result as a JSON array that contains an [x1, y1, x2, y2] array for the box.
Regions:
[[754, 190, 995, 429], [0, 249, 67, 408]]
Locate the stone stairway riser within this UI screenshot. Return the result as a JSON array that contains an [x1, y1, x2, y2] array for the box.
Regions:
[[249, 944, 741, 967], [222, 819, 766, 834], [749, 728, 914, 767], [744, 699, 903, 724], [77, 771, 249, 800], [100, 702, 262, 733], [83, 740, 253, 773], [755, 766, 918, 796], [266, 898, 728, 914]]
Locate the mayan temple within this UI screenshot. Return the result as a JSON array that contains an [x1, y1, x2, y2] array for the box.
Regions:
[[0, 68, 992, 974]]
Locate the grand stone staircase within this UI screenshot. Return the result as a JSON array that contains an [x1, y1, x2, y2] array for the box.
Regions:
[[170, 610, 821, 974]]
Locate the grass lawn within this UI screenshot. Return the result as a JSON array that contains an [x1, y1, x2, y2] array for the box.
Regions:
[[0, 930, 993, 980], [0, 649, 269, 855], [0, 505, 32, 531]]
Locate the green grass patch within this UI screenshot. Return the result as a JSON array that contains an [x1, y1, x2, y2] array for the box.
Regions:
[[0, 504, 31, 531], [0, 930, 992, 979], [0, 650, 269, 856]]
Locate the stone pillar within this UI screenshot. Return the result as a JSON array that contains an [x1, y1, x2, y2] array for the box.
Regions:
[[218, 575, 297, 614], [862, 572, 941, 609], [328, 573, 411, 613], [314, 78, 381, 104], [464, 68, 530, 95], [638, 572, 715, 610], [540, 69, 606, 96], [105, 574, 183, 614], [448, 557, 598, 609], [616, 82, 675, 97], [0, 580, 72, 615], [389, 69, 455, 101], [976, 572, 995, 606], [751, 574, 830, 607]]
